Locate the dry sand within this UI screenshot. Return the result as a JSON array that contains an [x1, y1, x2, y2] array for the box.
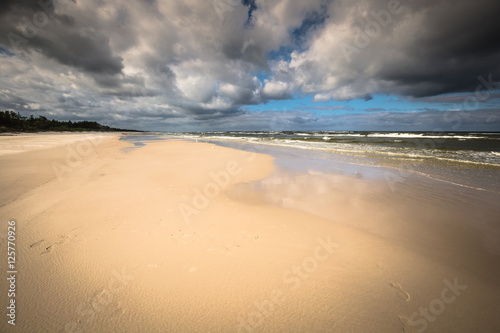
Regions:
[[0, 133, 499, 332]]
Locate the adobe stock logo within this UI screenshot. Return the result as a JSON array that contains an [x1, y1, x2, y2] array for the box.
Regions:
[[64, 268, 135, 333], [340, 0, 406, 63], [237, 235, 340, 332], [51, 136, 106, 182], [213, 0, 240, 21], [178, 146, 258, 223], [178, 159, 243, 222], [7, 0, 71, 53], [402, 277, 467, 332]]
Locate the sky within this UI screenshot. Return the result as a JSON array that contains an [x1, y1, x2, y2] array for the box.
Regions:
[[1, 0, 499, 131]]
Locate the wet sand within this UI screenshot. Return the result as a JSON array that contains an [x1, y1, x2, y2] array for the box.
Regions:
[[1, 133, 499, 332]]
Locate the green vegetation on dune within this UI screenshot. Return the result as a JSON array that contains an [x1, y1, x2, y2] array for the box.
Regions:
[[0, 111, 141, 133]]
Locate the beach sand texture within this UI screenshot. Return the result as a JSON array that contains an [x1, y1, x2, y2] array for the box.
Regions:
[[1, 133, 499, 332]]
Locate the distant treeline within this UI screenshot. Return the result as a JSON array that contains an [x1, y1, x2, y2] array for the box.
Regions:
[[0, 111, 140, 132]]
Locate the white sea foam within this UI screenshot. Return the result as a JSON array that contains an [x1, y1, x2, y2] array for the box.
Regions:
[[173, 131, 500, 167]]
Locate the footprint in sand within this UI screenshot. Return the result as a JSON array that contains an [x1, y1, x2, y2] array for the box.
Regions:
[[398, 315, 418, 333], [390, 282, 411, 301], [30, 239, 45, 248], [39, 234, 79, 254], [41, 245, 54, 254]]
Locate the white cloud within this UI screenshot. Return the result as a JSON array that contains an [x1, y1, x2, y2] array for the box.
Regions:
[[1, 0, 499, 130], [262, 80, 291, 99]]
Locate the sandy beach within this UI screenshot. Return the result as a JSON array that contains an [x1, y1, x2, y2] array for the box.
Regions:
[[1, 133, 500, 333]]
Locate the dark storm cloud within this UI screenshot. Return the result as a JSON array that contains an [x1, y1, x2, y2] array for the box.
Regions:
[[416, 90, 500, 104], [173, 100, 242, 119], [0, 89, 33, 110], [221, 38, 268, 69], [30, 31, 123, 75], [0, 0, 126, 83], [304, 0, 500, 100], [0, 0, 499, 130], [372, 0, 500, 96]]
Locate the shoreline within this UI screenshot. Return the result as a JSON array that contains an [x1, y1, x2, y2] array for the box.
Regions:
[[0, 133, 499, 332], [195, 137, 500, 194]]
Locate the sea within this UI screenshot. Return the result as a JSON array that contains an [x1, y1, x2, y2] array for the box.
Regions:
[[121, 131, 500, 193]]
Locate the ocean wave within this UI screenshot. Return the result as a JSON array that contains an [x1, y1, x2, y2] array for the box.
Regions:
[[170, 131, 500, 167], [193, 136, 500, 167], [366, 133, 490, 139]]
